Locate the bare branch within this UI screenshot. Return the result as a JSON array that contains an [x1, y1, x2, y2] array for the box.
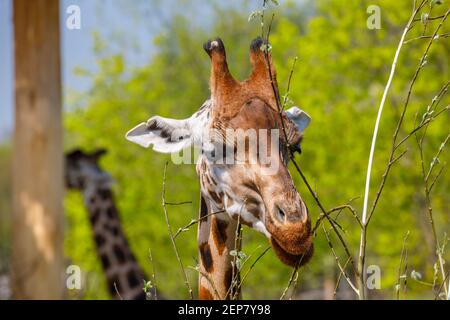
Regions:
[[359, 5, 449, 299], [323, 225, 359, 295], [395, 231, 410, 300], [162, 162, 194, 299], [173, 209, 225, 239], [404, 32, 450, 44]]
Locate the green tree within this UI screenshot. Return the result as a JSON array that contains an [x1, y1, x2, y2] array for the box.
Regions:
[[64, 0, 449, 299]]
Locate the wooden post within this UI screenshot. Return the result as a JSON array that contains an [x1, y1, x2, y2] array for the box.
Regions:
[[12, 0, 64, 299]]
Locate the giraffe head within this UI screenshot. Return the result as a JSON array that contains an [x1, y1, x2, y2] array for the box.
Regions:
[[65, 148, 111, 191], [126, 37, 313, 267]]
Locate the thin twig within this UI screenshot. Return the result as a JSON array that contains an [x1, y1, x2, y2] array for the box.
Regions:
[[162, 162, 194, 299], [262, 24, 358, 275], [114, 282, 123, 300], [323, 225, 359, 295], [425, 133, 450, 182], [173, 209, 225, 239], [434, 269, 450, 300], [416, 129, 450, 296], [429, 165, 445, 192], [359, 3, 447, 299], [258, 0, 359, 298], [404, 32, 450, 44], [280, 259, 302, 300], [413, 14, 446, 22], [314, 204, 362, 231], [395, 231, 410, 300], [233, 246, 270, 298], [230, 210, 243, 300], [189, 266, 222, 300], [165, 201, 193, 206], [148, 248, 158, 300], [333, 257, 352, 299], [394, 105, 449, 150], [281, 56, 298, 109]]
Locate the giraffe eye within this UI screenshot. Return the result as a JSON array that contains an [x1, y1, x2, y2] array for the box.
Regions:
[[278, 208, 285, 221]]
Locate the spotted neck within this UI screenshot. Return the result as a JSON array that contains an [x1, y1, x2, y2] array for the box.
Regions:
[[82, 183, 147, 300], [197, 194, 242, 300]]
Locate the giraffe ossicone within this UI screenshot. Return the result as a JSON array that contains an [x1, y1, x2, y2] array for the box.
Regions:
[[126, 37, 314, 300]]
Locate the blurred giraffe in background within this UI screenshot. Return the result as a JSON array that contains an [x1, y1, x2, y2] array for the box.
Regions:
[[127, 37, 313, 299], [65, 149, 156, 300]]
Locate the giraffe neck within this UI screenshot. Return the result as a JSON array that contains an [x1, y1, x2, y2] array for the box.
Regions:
[[82, 184, 147, 300], [197, 195, 242, 300]]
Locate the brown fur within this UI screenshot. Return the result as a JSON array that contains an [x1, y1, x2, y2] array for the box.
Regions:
[[199, 242, 214, 273], [270, 237, 314, 267], [196, 37, 313, 300], [200, 195, 208, 220], [199, 286, 214, 300], [211, 217, 228, 255], [205, 37, 279, 121]]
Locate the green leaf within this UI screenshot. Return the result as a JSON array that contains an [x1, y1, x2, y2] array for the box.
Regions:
[[248, 10, 263, 22], [260, 43, 273, 53], [142, 280, 153, 293], [410, 270, 422, 281], [238, 251, 247, 260], [430, 0, 443, 6], [421, 13, 429, 24]]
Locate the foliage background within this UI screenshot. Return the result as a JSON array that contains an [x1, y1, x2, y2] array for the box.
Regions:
[[1, 0, 449, 299]]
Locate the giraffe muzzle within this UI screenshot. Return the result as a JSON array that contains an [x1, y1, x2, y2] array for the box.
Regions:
[[265, 200, 313, 267]]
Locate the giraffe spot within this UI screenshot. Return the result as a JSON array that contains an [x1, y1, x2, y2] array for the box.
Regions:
[[90, 208, 101, 225], [199, 242, 214, 273], [128, 251, 137, 262], [106, 207, 116, 219], [126, 270, 140, 288], [205, 174, 213, 185], [225, 193, 235, 207], [113, 244, 126, 264], [209, 191, 222, 204], [103, 222, 120, 236], [104, 223, 119, 237], [200, 196, 208, 220], [98, 188, 112, 200], [100, 254, 111, 269], [94, 234, 105, 247], [199, 285, 214, 300], [210, 174, 218, 185], [111, 226, 119, 236], [89, 197, 96, 204], [212, 218, 228, 255]]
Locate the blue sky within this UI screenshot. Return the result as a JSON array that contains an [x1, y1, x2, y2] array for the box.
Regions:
[[0, 0, 255, 142], [0, 0, 174, 141]]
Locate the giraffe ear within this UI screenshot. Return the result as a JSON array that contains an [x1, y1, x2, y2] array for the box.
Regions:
[[125, 116, 193, 153], [90, 148, 107, 161], [285, 107, 311, 133], [66, 149, 85, 160]]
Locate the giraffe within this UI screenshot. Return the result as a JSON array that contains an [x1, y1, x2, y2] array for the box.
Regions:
[[65, 149, 154, 300], [126, 37, 313, 299]]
